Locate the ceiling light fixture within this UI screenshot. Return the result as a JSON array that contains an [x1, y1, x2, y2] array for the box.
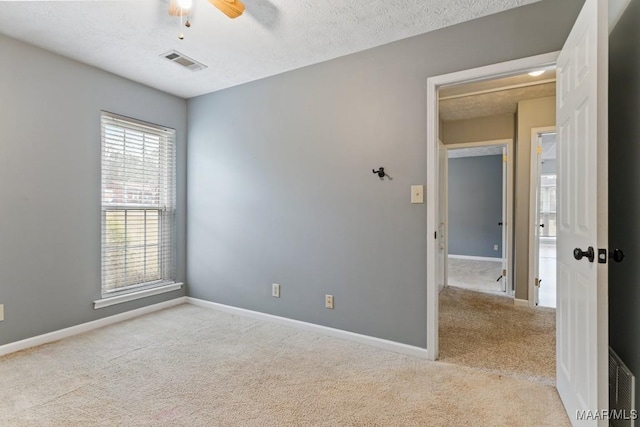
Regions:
[[528, 70, 545, 77], [177, 0, 193, 9], [168, 0, 245, 40], [169, 0, 193, 39], [168, 0, 245, 20]]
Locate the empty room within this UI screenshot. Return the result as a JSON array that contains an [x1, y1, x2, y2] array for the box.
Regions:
[[1, 0, 638, 425]]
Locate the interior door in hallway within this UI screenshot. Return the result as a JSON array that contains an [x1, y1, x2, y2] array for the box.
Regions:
[[437, 141, 447, 293], [531, 131, 558, 308]]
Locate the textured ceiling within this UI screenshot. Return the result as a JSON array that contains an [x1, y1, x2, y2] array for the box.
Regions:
[[439, 70, 557, 121], [448, 146, 504, 158], [439, 82, 556, 121], [439, 69, 556, 98], [0, 0, 540, 99]]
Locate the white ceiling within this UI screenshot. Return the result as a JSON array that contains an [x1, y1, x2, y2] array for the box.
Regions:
[[439, 70, 556, 121], [0, 0, 540, 99]]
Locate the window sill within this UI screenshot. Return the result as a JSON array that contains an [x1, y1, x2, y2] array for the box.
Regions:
[[94, 282, 183, 309]]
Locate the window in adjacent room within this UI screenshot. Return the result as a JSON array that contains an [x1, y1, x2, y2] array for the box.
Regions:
[[100, 112, 176, 297]]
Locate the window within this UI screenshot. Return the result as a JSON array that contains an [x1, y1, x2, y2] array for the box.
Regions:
[[101, 112, 176, 296]]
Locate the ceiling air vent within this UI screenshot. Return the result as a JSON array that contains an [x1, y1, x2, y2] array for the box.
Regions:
[[161, 50, 207, 72]]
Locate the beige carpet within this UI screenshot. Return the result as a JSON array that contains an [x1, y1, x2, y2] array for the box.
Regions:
[[1, 303, 568, 426], [439, 286, 556, 384], [447, 257, 504, 294]]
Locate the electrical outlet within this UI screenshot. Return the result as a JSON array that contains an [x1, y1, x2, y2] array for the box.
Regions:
[[325, 295, 334, 309], [272, 283, 280, 298], [0, 304, 4, 321], [494, 244, 499, 251]]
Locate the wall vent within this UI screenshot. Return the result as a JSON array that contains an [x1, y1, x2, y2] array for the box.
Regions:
[[610, 347, 636, 427], [161, 50, 207, 72]]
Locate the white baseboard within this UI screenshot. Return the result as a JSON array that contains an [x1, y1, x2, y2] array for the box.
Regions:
[[0, 297, 187, 357], [186, 297, 429, 359], [1, 295, 429, 361], [448, 254, 502, 262], [514, 298, 529, 307]]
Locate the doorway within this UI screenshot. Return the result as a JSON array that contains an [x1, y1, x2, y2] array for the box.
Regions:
[[445, 142, 511, 296], [429, 0, 612, 419], [529, 128, 558, 308], [433, 66, 555, 384], [426, 51, 560, 362]]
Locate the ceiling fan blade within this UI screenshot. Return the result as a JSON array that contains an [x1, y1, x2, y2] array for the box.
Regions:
[[209, 0, 245, 19], [168, 0, 190, 16], [245, 0, 281, 30]]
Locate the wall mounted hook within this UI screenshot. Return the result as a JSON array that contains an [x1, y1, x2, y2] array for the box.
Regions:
[[372, 167, 386, 178]]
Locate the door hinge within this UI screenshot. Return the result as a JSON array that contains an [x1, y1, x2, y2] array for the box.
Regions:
[[534, 278, 541, 287], [537, 146, 542, 155], [502, 269, 507, 277], [503, 154, 507, 163]]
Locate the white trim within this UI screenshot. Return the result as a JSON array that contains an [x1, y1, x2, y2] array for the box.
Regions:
[[426, 51, 560, 362], [442, 138, 514, 296], [442, 139, 511, 150], [439, 78, 556, 101], [1, 296, 428, 360], [438, 139, 448, 293], [187, 297, 429, 359], [448, 254, 502, 262], [94, 282, 184, 309], [528, 127, 556, 308], [502, 145, 509, 295], [0, 297, 187, 357], [514, 299, 529, 307], [426, 69, 439, 361]]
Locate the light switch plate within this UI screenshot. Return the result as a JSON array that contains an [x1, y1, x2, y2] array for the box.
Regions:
[[411, 185, 424, 204], [325, 295, 334, 309]]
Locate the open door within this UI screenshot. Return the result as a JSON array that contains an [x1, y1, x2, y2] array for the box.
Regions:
[[555, 0, 608, 423], [437, 141, 447, 293], [501, 147, 508, 293], [530, 129, 559, 308], [531, 135, 543, 306]]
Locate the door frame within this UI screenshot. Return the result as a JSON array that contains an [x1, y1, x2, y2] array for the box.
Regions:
[[426, 51, 559, 361], [443, 139, 514, 296], [437, 140, 448, 293], [528, 126, 557, 307]]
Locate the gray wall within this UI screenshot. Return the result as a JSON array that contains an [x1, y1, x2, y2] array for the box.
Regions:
[[448, 155, 503, 258], [0, 34, 187, 346], [187, 0, 583, 348], [609, 0, 640, 412]]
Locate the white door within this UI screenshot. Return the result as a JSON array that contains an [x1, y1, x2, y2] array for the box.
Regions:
[[437, 141, 447, 292], [501, 147, 508, 293], [556, 0, 608, 424], [532, 136, 543, 306]]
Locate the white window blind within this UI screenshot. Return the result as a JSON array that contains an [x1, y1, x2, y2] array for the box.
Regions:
[[101, 112, 176, 296]]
